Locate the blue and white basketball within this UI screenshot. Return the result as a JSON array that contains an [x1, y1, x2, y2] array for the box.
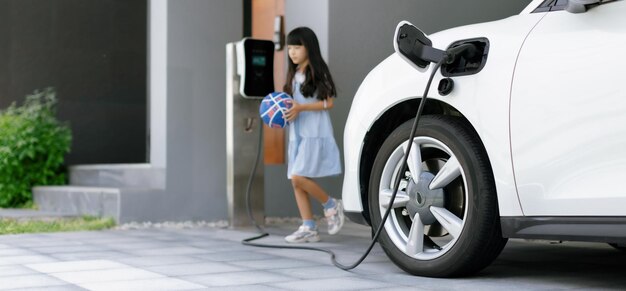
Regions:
[[259, 92, 293, 128]]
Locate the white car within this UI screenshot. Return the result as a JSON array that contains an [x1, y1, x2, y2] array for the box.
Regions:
[[342, 0, 626, 277]]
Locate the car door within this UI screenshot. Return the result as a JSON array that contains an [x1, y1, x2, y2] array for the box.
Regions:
[[510, 1, 626, 216]]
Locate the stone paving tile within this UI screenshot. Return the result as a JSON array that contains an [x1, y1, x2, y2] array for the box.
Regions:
[[118, 230, 169, 238], [0, 274, 68, 290], [369, 272, 590, 291], [0, 265, 40, 277], [50, 251, 130, 261], [205, 229, 268, 241], [124, 246, 211, 256], [92, 241, 175, 251], [38, 231, 112, 240], [48, 267, 164, 284], [184, 246, 246, 254], [150, 236, 196, 243], [26, 259, 130, 273], [75, 238, 147, 245], [229, 257, 321, 270], [268, 276, 401, 290], [0, 255, 58, 266], [28, 245, 110, 254], [190, 232, 232, 240], [185, 239, 245, 249], [194, 250, 279, 262], [252, 247, 343, 261], [9, 286, 88, 291], [359, 272, 442, 288], [145, 261, 245, 276], [16, 240, 86, 248], [252, 246, 389, 266], [2, 222, 626, 290], [182, 270, 297, 287], [269, 265, 355, 279], [200, 285, 286, 291], [329, 251, 392, 264], [466, 274, 622, 291], [368, 287, 430, 291], [116, 255, 204, 267], [0, 234, 40, 243], [77, 277, 206, 291], [348, 261, 406, 275], [0, 248, 38, 256]]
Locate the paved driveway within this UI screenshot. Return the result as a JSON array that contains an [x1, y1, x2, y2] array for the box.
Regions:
[[0, 221, 625, 290]]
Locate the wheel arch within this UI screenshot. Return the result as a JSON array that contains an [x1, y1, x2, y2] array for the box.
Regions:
[[359, 97, 487, 224]]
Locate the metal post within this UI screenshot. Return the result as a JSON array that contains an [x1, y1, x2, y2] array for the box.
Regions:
[[226, 43, 265, 228]]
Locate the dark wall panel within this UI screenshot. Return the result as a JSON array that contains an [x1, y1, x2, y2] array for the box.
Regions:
[[0, 1, 7, 102], [0, 0, 147, 165]]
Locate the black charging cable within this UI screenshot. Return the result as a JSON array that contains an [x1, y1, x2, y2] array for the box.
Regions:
[[242, 59, 445, 271]]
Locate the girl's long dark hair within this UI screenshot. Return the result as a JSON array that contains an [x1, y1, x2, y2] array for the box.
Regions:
[[284, 27, 337, 100]]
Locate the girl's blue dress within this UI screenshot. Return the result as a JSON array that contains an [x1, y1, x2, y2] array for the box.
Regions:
[[287, 72, 342, 179]]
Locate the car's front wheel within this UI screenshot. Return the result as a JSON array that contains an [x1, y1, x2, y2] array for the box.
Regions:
[[369, 115, 507, 277]]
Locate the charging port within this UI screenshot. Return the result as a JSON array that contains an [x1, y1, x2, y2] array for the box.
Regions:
[[441, 38, 489, 77]]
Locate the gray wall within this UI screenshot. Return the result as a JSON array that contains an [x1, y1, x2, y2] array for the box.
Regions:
[[264, 0, 531, 217], [157, 0, 242, 221]]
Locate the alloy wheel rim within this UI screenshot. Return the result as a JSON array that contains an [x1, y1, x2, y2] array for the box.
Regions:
[[378, 136, 468, 260]]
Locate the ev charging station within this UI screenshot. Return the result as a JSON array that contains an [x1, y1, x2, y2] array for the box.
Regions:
[[226, 38, 275, 227]]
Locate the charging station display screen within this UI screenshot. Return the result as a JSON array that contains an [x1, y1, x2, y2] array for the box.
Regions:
[[252, 55, 266, 67], [241, 39, 275, 98]]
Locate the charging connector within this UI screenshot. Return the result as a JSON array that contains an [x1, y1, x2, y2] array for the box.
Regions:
[[444, 43, 478, 65]]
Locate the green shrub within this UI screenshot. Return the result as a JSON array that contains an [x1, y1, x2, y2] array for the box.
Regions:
[[0, 88, 72, 207]]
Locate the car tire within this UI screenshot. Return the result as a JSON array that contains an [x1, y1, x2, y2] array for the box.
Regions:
[[368, 115, 507, 277]]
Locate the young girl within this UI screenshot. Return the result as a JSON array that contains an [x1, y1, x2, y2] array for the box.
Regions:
[[283, 27, 344, 243]]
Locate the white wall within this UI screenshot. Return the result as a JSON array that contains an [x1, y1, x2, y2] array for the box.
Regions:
[[149, 0, 167, 168]]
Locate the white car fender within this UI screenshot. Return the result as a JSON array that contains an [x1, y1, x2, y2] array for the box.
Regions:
[[342, 13, 547, 218]]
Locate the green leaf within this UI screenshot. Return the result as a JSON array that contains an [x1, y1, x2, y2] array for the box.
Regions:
[[0, 87, 71, 207]]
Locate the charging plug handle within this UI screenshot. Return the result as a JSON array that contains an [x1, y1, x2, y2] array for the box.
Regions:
[[443, 43, 478, 65]]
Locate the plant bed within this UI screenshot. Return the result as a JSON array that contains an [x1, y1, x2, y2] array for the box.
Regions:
[[0, 215, 115, 235]]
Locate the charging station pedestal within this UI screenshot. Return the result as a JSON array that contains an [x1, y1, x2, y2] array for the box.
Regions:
[[225, 39, 275, 228]]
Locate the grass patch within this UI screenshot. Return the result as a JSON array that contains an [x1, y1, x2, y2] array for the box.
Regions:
[[14, 200, 38, 210], [0, 216, 116, 235]]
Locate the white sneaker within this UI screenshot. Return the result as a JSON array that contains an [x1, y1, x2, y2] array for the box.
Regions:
[[284, 225, 320, 243], [324, 199, 345, 235]]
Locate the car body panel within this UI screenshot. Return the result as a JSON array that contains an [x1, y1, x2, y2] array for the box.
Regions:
[[340, 0, 626, 277], [510, 2, 626, 215], [342, 12, 546, 217]]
